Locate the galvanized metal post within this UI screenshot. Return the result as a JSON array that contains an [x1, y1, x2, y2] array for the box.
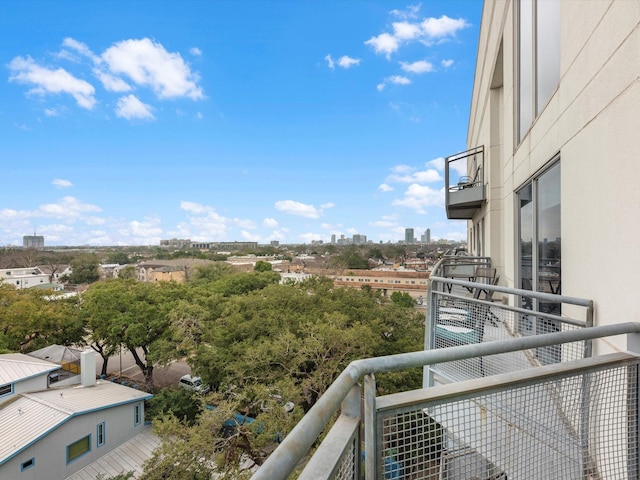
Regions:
[[628, 332, 640, 480], [364, 373, 376, 480], [423, 283, 436, 388], [342, 384, 362, 480]]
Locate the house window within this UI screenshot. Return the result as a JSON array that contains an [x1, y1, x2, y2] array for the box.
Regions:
[[134, 403, 142, 426], [21, 458, 35, 471], [0, 383, 12, 397], [517, 0, 560, 142], [97, 422, 106, 447], [67, 435, 91, 463]]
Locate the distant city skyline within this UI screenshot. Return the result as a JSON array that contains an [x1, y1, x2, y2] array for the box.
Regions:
[[1, 1, 481, 246]]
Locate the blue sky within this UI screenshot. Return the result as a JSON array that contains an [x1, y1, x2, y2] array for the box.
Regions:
[[1, 1, 482, 247]]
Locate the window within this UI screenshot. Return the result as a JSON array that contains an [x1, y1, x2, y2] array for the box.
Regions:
[[21, 458, 35, 471], [518, 160, 561, 361], [517, 0, 560, 142], [134, 403, 142, 426], [67, 435, 91, 463], [97, 422, 106, 447], [0, 383, 12, 397]]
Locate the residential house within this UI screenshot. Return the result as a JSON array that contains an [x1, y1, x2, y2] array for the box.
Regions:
[[0, 267, 51, 290], [0, 351, 152, 480]]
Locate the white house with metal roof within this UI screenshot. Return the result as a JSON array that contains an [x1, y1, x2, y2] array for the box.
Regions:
[[0, 351, 152, 480]]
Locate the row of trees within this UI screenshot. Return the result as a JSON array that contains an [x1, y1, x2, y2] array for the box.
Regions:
[[1, 264, 425, 476]]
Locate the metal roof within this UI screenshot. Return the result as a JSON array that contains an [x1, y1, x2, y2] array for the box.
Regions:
[[0, 353, 59, 386], [65, 426, 160, 480], [0, 381, 152, 465]]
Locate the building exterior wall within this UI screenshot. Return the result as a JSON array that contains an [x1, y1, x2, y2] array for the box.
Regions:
[[2, 401, 146, 480], [332, 269, 429, 298], [467, 0, 640, 353]]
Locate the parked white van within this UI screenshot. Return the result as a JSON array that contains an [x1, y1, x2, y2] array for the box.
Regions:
[[179, 374, 210, 394]]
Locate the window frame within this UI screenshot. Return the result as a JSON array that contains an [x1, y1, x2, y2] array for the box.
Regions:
[[97, 422, 106, 447], [21, 457, 35, 472], [67, 434, 92, 464], [0, 383, 12, 397], [515, 0, 560, 145], [134, 403, 142, 426]]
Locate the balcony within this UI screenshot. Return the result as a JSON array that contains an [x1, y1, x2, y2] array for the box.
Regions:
[[252, 257, 640, 480], [445, 146, 485, 220]]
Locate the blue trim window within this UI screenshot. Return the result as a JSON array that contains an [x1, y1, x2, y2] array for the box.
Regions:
[[0, 383, 12, 398], [67, 434, 91, 463], [21, 457, 35, 471], [134, 403, 141, 426], [97, 422, 106, 447]]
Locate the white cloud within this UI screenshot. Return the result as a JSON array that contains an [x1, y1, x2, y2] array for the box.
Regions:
[[320, 202, 335, 209], [377, 75, 411, 92], [366, 11, 470, 58], [52, 178, 73, 188], [379, 183, 393, 192], [400, 60, 434, 74], [275, 200, 321, 219], [241, 230, 261, 242], [101, 38, 204, 100], [44, 108, 60, 117], [180, 201, 214, 214], [428, 157, 445, 170], [190, 47, 202, 56], [364, 33, 400, 59], [38, 196, 101, 219], [129, 217, 163, 238], [389, 4, 421, 20], [421, 16, 470, 39], [337, 55, 361, 69], [392, 21, 422, 40], [8, 56, 97, 109], [413, 169, 442, 183], [115, 94, 155, 120], [441, 59, 454, 68], [392, 184, 444, 213], [94, 69, 131, 92], [263, 217, 279, 228], [85, 216, 106, 225], [177, 201, 230, 240], [234, 218, 257, 229], [388, 75, 411, 85], [62, 37, 99, 62], [324, 54, 335, 70]]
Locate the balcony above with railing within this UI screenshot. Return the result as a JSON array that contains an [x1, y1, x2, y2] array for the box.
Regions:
[[445, 145, 485, 220]]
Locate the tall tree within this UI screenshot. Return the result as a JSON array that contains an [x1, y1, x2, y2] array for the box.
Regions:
[[69, 253, 100, 284]]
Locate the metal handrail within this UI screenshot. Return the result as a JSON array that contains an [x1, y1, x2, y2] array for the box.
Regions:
[[252, 322, 640, 480]]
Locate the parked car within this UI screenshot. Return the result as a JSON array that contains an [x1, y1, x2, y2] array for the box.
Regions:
[[178, 374, 210, 394]]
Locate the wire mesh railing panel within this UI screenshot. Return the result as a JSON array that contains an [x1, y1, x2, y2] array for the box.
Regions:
[[429, 291, 588, 382], [331, 435, 357, 480], [378, 362, 639, 480]]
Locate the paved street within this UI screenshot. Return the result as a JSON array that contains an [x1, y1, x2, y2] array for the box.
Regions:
[[94, 348, 191, 389]]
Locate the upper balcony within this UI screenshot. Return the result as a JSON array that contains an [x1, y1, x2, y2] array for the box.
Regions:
[[251, 256, 640, 480], [445, 146, 485, 220]]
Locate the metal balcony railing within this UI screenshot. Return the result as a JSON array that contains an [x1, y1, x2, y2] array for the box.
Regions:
[[445, 146, 485, 220], [252, 323, 640, 480]]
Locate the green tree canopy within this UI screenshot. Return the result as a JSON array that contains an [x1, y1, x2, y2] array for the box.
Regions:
[[69, 253, 100, 284]]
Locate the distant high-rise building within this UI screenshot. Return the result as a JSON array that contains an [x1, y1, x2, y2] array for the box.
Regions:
[[404, 228, 414, 245], [331, 234, 336, 245], [353, 234, 367, 245], [426, 229, 431, 243], [23, 235, 44, 249]]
